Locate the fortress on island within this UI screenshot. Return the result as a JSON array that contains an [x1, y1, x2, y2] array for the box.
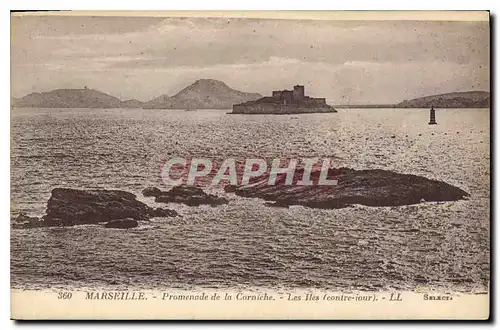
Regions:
[[231, 85, 337, 114]]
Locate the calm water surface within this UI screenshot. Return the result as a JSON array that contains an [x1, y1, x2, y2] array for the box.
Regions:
[[10, 108, 490, 291]]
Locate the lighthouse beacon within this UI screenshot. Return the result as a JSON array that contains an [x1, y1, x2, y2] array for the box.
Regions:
[[429, 106, 437, 125]]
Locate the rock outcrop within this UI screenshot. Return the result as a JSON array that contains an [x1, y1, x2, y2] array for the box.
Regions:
[[12, 188, 178, 229], [224, 168, 469, 209], [142, 187, 163, 197], [43, 188, 153, 225], [142, 185, 229, 206]]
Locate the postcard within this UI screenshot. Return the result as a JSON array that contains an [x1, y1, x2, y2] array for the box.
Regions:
[[10, 10, 490, 320]]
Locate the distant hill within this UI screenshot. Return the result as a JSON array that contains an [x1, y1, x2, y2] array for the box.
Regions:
[[12, 88, 122, 108], [11, 80, 261, 110], [395, 91, 490, 108], [144, 79, 262, 109], [119, 99, 144, 108]]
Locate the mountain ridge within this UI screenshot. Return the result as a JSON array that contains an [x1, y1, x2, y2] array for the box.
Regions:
[[11, 85, 490, 109], [143, 79, 262, 109], [12, 79, 262, 109]]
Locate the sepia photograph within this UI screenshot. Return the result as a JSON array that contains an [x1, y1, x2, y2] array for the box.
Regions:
[[10, 10, 490, 320]]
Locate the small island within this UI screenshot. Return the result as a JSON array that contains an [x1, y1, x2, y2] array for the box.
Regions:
[[231, 85, 337, 114], [224, 167, 469, 209]]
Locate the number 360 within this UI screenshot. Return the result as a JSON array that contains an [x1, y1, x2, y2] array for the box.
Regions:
[[57, 292, 73, 299]]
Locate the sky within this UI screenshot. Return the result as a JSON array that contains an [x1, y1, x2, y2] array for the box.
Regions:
[[11, 14, 490, 104]]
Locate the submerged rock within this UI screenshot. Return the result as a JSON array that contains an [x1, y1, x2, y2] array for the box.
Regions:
[[13, 188, 178, 229], [11, 213, 43, 229], [104, 218, 138, 229], [224, 168, 469, 209], [151, 207, 179, 217], [142, 187, 163, 197], [143, 185, 229, 206], [13, 213, 39, 223]]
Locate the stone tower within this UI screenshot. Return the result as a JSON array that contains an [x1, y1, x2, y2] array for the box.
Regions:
[[293, 85, 305, 101]]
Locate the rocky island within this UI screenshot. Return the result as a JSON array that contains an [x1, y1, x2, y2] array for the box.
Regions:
[[11, 87, 143, 109], [224, 168, 469, 209], [231, 85, 337, 114], [12, 188, 178, 229], [395, 91, 490, 108], [11, 169, 470, 229]]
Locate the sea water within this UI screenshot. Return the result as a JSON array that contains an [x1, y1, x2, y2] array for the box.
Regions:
[[10, 108, 490, 291]]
